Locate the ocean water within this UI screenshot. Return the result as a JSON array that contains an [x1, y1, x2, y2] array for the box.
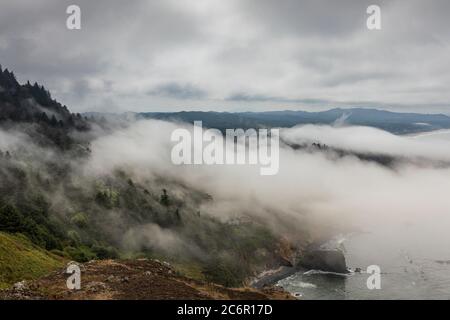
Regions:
[[409, 129, 450, 141], [278, 231, 450, 299], [278, 130, 450, 300]]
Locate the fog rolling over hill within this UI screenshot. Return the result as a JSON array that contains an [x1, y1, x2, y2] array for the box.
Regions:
[[0, 66, 309, 292], [2, 66, 450, 299], [3, 0, 450, 302]]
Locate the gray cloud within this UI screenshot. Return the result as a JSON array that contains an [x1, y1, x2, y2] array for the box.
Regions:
[[239, 0, 371, 37], [148, 82, 207, 100], [226, 93, 332, 105], [226, 93, 282, 102], [1, 0, 450, 113]]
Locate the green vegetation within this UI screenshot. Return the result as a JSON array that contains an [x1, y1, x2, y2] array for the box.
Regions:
[[0, 232, 65, 289], [70, 212, 88, 228], [0, 154, 280, 286], [0, 66, 287, 288]]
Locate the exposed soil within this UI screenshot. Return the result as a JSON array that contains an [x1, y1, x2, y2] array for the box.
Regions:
[[0, 259, 293, 300]]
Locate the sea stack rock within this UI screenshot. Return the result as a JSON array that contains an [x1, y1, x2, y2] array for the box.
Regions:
[[300, 247, 349, 274]]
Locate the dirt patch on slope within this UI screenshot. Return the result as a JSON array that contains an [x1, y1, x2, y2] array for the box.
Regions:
[[0, 259, 293, 300]]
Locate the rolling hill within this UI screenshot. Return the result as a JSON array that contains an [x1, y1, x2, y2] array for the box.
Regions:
[[139, 109, 450, 134]]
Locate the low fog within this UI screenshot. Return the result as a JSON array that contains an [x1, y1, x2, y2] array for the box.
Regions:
[[2, 120, 450, 263], [84, 120, 450, 259]]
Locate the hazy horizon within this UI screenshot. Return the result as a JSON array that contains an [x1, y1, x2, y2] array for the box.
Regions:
[[2, 0, 450, 114], [82, 106, 450, 116]]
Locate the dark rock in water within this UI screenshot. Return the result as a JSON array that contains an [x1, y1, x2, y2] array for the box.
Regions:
[[300, 248, 349, 274]]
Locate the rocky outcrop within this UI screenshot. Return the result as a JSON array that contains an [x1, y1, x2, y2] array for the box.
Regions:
[[299, 247, 349, 274], [0, 259, 293, 300]]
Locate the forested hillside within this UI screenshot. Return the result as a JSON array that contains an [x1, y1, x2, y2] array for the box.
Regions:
[[0, 66, 89, 149], [0, 67, 296, 288]]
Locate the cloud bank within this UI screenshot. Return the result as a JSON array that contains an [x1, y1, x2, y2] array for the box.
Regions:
[[80, 120, 450, 259], [2, 118, 450, 262], [1, 0, 450, 113]]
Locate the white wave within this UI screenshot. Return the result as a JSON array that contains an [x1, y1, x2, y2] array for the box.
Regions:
[[303, 269, 350, 277]]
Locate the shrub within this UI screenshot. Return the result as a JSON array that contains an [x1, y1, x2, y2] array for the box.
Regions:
[[0, 204, 23, 232], [50, 249, 67, 257], [63, 246, 96, 262], [67, 230, 81, 245], [95, 188, 119, 208], [70, 212, 88, 228], [202, 255, 249, 287], [91, 244, 119, 259]]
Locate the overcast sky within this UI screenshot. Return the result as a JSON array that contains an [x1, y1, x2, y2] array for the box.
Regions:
[[1, 0, 450, 113]]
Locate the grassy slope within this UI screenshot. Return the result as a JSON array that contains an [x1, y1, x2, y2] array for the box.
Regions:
[[0, 232, 65, 289]]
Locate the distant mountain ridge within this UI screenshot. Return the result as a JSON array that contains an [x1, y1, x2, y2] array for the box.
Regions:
[[3, 65, 450, 136], [132, 108, 450, 134]]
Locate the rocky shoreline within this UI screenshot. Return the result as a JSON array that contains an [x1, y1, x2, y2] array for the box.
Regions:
[[251, 241, 349, 294]]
